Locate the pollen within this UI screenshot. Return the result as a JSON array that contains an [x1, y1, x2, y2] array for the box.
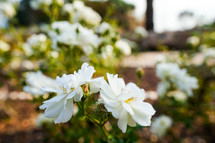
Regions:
[[125, 97, 135, 103]]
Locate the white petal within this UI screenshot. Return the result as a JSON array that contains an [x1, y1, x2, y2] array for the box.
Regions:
[[127, 114, 136, 127], [100, 91, 120, 107], [131, 101, 156, 116], [41, 86, 61, 94], [54, 98, 74, 123], [43, 96, 66, 118], [122, 102, 134, 116], [117, 109, 128, 133], [89, 77, 104, 94], [78, 63, 95, 84], [107, 73, 125, 95], [131, 102, 155, 126], [126, 83, 145, 100], [104, 104, 122, 118], [74, 87, 83, 102], [99, 79, 116, 99], [42, 94, 66, 104]]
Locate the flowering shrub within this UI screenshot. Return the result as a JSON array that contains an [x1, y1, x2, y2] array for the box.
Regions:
[[24, 63, 155, 141]]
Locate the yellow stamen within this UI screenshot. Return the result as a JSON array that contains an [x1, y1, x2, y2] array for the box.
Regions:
[[125, 97, 135, 103]]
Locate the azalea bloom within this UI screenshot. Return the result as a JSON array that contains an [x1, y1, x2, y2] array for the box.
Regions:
[[99, 73, 156, 133], [40, 63, 103, 123]]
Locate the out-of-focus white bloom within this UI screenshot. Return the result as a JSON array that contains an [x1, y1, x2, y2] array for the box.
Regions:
[[9, 57, 22, 69], [201, 47, 215, 59], [49, 21, 101, 55], [50, 51, 59, 58], [40, 63, 103, 123], [40, 24, 50, 33], [56, 0, 64, 6], [35, 113, 53, 127], [186, 36, 200, 47], [0, 13, 8, 28], [156, 63, 198, 96], [22, 43, 34, 56], [101, 45, 114, 59], [157, 81, 170, 96], [0, 40, 10, 52], [150, 115, 172, 138], [24, 71, 59, 96], [21, 60, 37, 70], [168, 90, 187, 102], [115, 39, 131, 56], [71, 1, 101, 26], [96, 22, 111, 34], [30, 0, 52, 10], [134, 26, 148, 38], [0, 2, 16, 18], [99, 73, 155, 133], [27, 33, 47, 49], [62, 3, 73, 15]]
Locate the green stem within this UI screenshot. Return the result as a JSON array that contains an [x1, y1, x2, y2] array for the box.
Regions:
[[100, 125, 109, 140], [137, 78, 141, 87]]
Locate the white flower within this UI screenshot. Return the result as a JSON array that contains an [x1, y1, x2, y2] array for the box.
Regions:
[[168, 90, 188, 102], [156, 63, 198, 96], [186, 36, 200, 47], [115, 39, 131, 56], [56, 0, 64, 6], [96, 22, 111, 34], [26, 33, 47, 49], [150, 115, 172, 138], [0, 40, 10, 52], [24, 71, 59, 96], [30, 0, 52, 10], [0, 12, 8, 28], [0, 2, 16, 18], [134, 26, 148, 38], [101, 45, 114, 59], [201, 47, 215, 59], [40, 63, 103, 123], [72, 1, 101, 26], [49, 21, 101, 55], [157, 81, 170, 96], [99, 73, 155, 133], [35, 113, 54, 127]]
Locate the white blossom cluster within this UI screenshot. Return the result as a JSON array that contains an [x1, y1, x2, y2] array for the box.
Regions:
[[46, 20, 131, 57], [156, 63, 198, 97], [0, 40, 10, 52], [0, 1, 17, 28], [63, 1, 101, 26], [30, 0, 64, 10], [24, 63, 155, 133], [150, 115, 172, 138], [48, 21, 101, 55], [201, 46, 215, 60], [23, 34, 48, 56], [186, 36, 200, 47]]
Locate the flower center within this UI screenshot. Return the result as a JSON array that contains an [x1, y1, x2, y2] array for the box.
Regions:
[[125, 97, 135, 103]]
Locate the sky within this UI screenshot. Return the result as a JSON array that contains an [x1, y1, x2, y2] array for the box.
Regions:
[[124, 0, 215, 33]]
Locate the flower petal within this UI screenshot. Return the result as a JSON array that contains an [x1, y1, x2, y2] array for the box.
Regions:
[[54, 98, 74, 123], [117, 109, 128, 133], [107, 73, 125, 95]]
